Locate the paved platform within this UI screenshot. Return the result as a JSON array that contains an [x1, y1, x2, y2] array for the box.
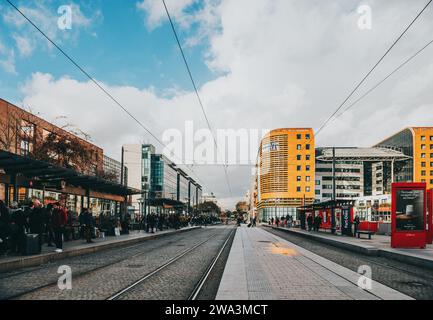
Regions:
[[0, 227, 200, 273], [266, 226, 433, 270], [216, 226, 412, 300]]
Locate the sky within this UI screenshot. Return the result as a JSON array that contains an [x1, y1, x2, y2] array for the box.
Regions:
[[1, 0, 433, 209]]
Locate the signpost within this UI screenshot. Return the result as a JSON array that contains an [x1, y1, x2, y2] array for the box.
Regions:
[[391, 183, 427, 249], [427, 189, 433, 245]]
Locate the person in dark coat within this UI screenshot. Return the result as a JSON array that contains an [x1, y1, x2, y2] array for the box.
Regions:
[[0, 200, 11, 255], [45, 204, 55, 247], [29, 200, 46, 252], [9, 202, 28, 254], [79, 208, 95, 243], [354, 215, 361, 237], [52, 203, 68, 252], [307, 215, 314, 232]]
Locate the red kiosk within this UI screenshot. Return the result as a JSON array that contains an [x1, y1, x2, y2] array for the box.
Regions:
[[427, 189, 433, 245], [391, 183, 427, 249]]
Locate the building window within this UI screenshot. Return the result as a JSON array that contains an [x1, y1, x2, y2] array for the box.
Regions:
[[430, 145, 433, 150], [315, 190, 320, 195], [306, 165, 311, 171], [316, 180, 321, 186], [306, 155, 311, 161], [421, 145, 426, 150], [306, 176, 311, 182], [306, 134, 311, 140], [306, 187, 311, 192], [306, 144, 311, 150], [297, 166, 301, 171], [297, 134, 302, 140], [422, 154, 426, 158], [422, 170, 426, 176], [297, 186, 301, 192], [421, 136, 426, 141], [297, 155, 302, 161], [430, 136, 433, 141], [297, 144, 302, 150], [297, 176, 302, 182], [422, 162, 426, 167]]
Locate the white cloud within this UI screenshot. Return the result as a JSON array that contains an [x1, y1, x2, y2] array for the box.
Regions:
[[136, 0, 197, 29], [13, 34, 34, 57], [2, 1, 101, 57], [18, 0, 433, 209], [0, 40, 17, 75]]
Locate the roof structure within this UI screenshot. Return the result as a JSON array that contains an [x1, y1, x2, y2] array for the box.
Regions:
[[316, 147, 411, 162], [0, 150, 140, 196]]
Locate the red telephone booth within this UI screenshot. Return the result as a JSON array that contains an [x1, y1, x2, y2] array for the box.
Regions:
[[391, 183, 427, 249], [427, 189, 433, 245]]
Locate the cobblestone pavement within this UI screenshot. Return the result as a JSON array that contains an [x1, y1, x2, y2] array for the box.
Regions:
[[264, 227, 433, 300], [4, 226, 233, 300]]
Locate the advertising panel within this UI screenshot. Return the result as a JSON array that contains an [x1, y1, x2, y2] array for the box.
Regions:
[[391, 183, 427, 249], [428, 190, 433, 245]]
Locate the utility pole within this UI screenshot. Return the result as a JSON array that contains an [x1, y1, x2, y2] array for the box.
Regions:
[[331, 147, 336, 234]]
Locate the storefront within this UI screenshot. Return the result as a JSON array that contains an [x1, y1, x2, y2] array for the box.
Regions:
[[0, 150, 139, 217]]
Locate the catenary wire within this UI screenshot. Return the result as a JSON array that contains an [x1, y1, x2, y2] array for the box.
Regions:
[[162, 0, 233, 197], [315, 0, 432, 137], [5, 0, 213, 195]]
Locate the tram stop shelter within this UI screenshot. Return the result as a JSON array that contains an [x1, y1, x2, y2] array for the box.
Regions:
[[0, 150, 140, 214]]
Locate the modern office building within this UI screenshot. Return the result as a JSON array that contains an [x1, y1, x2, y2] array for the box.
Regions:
[[123, 144, 203, 217], [375, 127, 433, 190], [103, 155, 128, 186], [256, 128, 315, 221], [314, 147, 409, 201]]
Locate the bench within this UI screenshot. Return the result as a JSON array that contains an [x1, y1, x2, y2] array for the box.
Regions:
[[356, 230, 375, 240]]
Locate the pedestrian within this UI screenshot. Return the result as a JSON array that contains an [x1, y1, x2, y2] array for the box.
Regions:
[[45, 204, 55, 247], [252, 216, 257, 227], [149, 213, 156, 233], [52, 203, 68, 253], [9, 202, 28, 254], [354, 215, 360, 237], [0, 200, 11, 255], [28, 199, 45, 252], [79, 208, 95, 244], [307, 214, 313, 232]]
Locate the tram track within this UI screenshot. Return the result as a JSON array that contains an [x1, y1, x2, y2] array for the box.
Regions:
[[1, 227, 207, 300], [4, 225, 235, 300], [107, 226, 236, 301]]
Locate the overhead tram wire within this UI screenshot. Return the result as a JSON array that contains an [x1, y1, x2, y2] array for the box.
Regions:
[[315, 0, 433, 137], [331, 38, 433, 124], [5, 0, 212, 194], [162, 0, 233, 197]]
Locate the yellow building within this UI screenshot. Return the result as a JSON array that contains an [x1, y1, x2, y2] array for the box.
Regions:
[[256, 128, 315, 221], [375, 127, 433, 190]]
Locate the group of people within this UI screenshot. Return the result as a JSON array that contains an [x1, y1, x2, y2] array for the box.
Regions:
[[0, 199, 96, 256], [269, 215, 294, 228], [142, 213, 218, 233], [306, 214, 323, 232]]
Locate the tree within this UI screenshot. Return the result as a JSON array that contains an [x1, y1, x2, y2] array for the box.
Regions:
[[197, 201, 221, 216]]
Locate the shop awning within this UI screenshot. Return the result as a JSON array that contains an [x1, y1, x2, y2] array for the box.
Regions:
[[0, 150, 140, 196]]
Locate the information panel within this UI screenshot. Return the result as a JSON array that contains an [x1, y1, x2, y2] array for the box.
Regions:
[[392, 183, 427, 249]]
